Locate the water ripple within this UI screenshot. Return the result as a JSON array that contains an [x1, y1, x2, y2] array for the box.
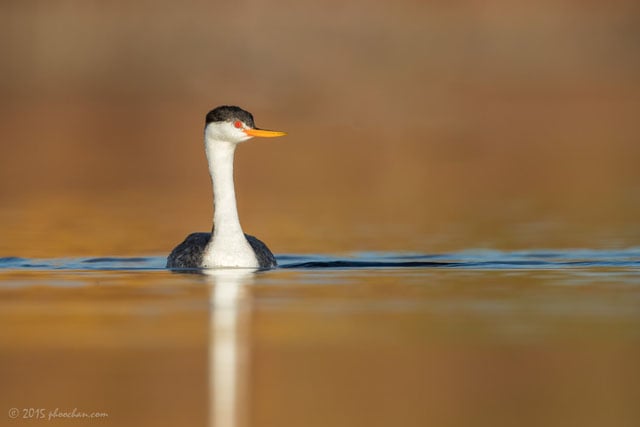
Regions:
[[0, 248, 639, 272]]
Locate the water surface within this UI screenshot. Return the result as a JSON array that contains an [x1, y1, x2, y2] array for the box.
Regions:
[[1, 250, 639, 427]]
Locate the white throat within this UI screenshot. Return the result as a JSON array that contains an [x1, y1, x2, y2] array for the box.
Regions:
[[202, 135, 259, 268]]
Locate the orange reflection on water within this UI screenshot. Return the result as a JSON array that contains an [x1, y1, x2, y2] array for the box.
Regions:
[[0, 268, 638, 427]]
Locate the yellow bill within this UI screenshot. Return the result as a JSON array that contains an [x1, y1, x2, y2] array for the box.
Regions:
[[244, 128, 287, 138]]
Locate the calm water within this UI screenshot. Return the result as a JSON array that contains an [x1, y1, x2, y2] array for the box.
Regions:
[[1, 250, 639, 427]]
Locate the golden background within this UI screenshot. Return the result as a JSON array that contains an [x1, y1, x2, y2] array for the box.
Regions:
[[1, 0, 639, 257], [1, 3, 640, 427]]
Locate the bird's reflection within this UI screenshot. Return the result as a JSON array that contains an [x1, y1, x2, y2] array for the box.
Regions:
[[203, 269, 255, 427]]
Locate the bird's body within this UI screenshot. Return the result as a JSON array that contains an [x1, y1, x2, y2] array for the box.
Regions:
[[167, 232, 277, 269], [166, 106, 285, 270]]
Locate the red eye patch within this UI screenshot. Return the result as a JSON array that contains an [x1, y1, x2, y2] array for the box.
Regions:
[[234, 121, 243, 128]]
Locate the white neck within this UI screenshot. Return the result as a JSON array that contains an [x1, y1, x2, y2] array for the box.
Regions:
[[202, 136, 259, 268]]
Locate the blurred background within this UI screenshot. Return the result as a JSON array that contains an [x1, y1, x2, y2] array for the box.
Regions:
[[1, 3, 640, 427], [1, 0, 639, 257]]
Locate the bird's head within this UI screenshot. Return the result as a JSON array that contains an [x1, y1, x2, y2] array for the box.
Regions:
[[204, 105, 286, 144]]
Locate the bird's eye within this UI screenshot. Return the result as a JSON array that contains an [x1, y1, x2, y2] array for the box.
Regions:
[[234, 121, 243, 129]]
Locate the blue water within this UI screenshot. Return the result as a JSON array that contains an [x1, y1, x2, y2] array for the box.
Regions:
[[1, 248, 639, 272]]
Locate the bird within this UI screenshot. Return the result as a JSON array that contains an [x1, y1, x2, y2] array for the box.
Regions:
[[167, 105, 286, 269]]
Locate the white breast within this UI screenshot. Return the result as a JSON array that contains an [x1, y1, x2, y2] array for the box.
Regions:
[[202, 236, 259, 268]]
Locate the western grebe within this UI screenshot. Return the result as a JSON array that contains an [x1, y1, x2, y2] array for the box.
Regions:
[[167, 106, 286, 269]]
